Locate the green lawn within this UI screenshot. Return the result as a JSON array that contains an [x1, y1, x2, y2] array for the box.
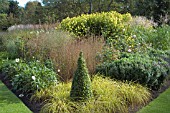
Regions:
[[0, 80, 32, 113], [138, 87, 170, 113]]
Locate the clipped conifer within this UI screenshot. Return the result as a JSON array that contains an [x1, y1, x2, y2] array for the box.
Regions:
[[70, 52, 93, 101]]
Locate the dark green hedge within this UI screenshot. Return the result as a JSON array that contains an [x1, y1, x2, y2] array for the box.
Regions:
[[96, 53, 170, 90]]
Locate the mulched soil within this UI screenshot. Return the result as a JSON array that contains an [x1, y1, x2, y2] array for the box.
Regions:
[[1, 73, 170, 113]]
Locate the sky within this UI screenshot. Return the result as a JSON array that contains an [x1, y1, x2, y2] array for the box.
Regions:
[[15, 0, 42, 7]]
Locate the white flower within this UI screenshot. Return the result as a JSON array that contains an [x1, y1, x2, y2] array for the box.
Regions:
[[40, 30, 44, 33], [19, 94, 24, 97], [15, 58, 20, 63], [32, 76, 36, 81], [36, 31, 39, 34], [132, 35, 136, 38], [57, 69, 60, 73], [36, 60, 40, 62], [128, 49, 132, 52], [122, 28, 125, 32], [15, 74, 19, 77]]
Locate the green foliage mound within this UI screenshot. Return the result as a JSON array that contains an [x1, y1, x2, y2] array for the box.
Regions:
[[70, 52, 93, 101], [149, 25, 170, 50], [0, 14, 8, 30], [96, 53, 170, 90], [1, 58, 58, 93], [127, 21, 170, 51], [61, 11, 132, 37]]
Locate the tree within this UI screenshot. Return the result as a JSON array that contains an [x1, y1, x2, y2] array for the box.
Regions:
[[107, 0, 114, 11], [70, 52, 93, 101], [8, 0, 20, 18], [88, 0, 93, 14], [24, 1, 43, 24], [153, 0, 170, 24], [0, 0, 9, 14], [135, 0, 170, 25], [0, 14, 8, 30]]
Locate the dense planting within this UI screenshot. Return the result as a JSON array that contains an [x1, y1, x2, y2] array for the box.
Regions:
[[0, 10, 170, 113], [96, 53, 170, 90], [32, 76, 151, 113], [1, 58, 58, 93], [61, 11, 140, 52]]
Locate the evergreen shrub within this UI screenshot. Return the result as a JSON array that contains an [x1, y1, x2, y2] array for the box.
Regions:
[[96, 53, 170, 90], [61, 11, 132, 37], [70, 52, 93, 101]]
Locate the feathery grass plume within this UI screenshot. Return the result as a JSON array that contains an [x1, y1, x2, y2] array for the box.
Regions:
[[70, 52, 93, 101]]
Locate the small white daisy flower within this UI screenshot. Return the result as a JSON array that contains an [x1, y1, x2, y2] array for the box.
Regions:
[[19, 94, 24, 97], [36, 60, 40, 62], [57, 69, 60, 73], [15, 58, 20, 63], [132, 35, 136, 38], [32, 76, 36, 81]]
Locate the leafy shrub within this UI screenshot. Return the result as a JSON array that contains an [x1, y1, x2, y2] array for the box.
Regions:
[[70, 52, 93, 101], [61, 11, 132, 37], [150, 25, 170, 50], [0, 36, 5, 51], [0, 14, 8, 30], [61, 11, 137, 52], [96, 46, 120, 63], [146, 49, 170, 73], [96, 53, 170, 90], [32, 76, 151, 113], [0, 51, 8, 59], [0, 14, 17, 31], [0, 52, 9, 70], [1, 30, 37, 59], [3, 38, 24, 59], [2, 58, 58, 93], [127, 22, 170, 51]]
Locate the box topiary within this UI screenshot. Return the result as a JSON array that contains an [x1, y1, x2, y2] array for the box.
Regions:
[[70, 52, 93, 101]]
